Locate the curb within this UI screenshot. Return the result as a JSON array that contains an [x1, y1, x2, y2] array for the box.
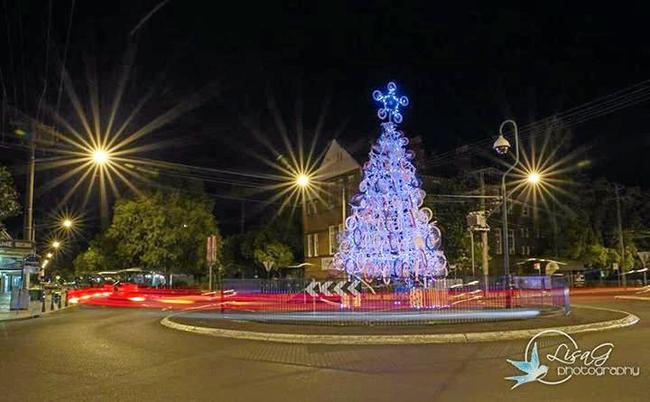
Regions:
[[0, 313, 42, 322], [160, 305, 640, 345], [0, 304, 77, 323]]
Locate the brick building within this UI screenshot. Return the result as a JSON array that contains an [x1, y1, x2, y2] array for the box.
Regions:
[[302, 140, 545, 279], [303, 139, 363, 279]]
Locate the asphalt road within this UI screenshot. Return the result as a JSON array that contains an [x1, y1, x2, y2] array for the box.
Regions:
[[0, 296, 647, 402]]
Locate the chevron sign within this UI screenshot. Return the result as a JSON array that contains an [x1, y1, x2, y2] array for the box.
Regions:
[[305, 280, 360, 297]]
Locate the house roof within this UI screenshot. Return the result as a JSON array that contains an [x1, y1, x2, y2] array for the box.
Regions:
[[317, 139, 364, 180]]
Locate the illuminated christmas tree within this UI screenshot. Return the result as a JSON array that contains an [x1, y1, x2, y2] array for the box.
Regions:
[[332, 82, 447, 283]]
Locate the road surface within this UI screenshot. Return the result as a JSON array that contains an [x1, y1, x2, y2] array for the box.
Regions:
[[0, 296, 647, 401]]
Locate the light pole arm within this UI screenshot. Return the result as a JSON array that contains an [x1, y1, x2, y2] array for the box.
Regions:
[[498, 119, 520, 282], [499, 119, 520, 187]]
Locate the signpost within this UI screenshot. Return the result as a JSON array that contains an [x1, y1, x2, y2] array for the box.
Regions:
[[206, 235, 219, 291]]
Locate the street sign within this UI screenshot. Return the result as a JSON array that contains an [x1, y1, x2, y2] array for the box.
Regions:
[[305, 280, 319, 297], [206, 235, 219, 264], [305, 280, 360, 298]]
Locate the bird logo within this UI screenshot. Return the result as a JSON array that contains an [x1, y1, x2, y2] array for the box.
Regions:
[[505, 342, 549, 389]]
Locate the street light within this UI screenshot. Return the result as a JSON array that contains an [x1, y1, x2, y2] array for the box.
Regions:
[[46, 252, 53, 259], [295, 173, 311, 188], [492, 120, 520, 280], [62, 218, 73, 229], [91, 148, 110, 165], [527, 171, 541, 185], [51, 240, 61, 249]]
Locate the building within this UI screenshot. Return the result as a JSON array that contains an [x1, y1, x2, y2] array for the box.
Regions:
[[488, 201, 542, 272], [0, 229, 35, 310], [303, 139, 363, 279], [302, 140, 546, 280]]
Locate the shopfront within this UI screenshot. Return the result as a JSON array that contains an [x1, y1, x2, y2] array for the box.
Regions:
[[0, 239, 34, 309]]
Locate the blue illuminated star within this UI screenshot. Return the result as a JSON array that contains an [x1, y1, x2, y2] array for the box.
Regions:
[[372, 82, 409, 124]]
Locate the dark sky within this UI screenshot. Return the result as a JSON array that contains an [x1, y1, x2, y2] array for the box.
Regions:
[[2, 1, 650, 236]]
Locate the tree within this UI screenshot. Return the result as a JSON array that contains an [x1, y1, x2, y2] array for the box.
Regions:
[[0, 166, 21, 226], [254, 241, 294, 279], [583, 244, 609, 268], [105, 192, 218, 275], [333, 82, 447, 281], [73, 233, 118, 274], [220, 210, 302, 278]]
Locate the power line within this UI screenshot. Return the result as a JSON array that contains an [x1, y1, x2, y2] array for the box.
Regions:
[[425, 79, 650, 167]]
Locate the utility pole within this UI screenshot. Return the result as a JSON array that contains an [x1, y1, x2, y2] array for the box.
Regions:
[[24, 141, 35, 243], [479, 171, 489, 282], [469, 230, 475, 277], [341, 180, 347, 224], [614, 184, 626, 288], [23, 138, 36, 290], [551, 202, 559, 257]]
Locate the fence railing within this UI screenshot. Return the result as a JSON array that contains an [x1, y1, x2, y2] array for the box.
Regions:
[[213, 276, 570, 325]]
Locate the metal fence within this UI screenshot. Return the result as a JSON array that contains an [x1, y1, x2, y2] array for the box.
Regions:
[[214, 276, 570, 325]]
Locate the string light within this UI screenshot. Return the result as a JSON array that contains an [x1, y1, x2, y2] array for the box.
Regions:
[[333, 82, 447, 283]]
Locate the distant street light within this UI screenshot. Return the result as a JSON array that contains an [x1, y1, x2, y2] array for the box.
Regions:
[[295, 173, 311, 188], [51, 240, 61, 249], [91, 148, 110, 165], [62, 218, 73, 229], [46, 252, 53, 259], [527, 171, 541, 185]]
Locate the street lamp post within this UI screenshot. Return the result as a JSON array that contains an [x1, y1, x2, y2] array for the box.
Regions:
[[492, 120, 520, 286]]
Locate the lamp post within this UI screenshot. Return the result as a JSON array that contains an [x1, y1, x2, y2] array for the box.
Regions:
[[492, 120, 521, 281]]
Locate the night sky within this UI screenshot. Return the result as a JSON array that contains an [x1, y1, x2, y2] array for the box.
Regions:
[[1, 1, 650, 237]]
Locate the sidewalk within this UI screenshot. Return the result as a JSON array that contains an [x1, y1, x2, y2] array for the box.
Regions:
[[0, 293, 69, 322]]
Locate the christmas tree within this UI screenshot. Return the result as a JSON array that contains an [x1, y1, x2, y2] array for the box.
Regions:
[[332, 82, 447, 283]]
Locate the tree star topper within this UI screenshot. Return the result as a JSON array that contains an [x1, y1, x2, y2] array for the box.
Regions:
[[372, 81, 409, 124]]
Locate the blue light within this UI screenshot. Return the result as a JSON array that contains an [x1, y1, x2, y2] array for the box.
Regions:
[[333, 82, 448, 283], [372, 81, 409, 124]]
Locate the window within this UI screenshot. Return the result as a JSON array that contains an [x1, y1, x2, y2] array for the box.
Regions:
[[524, 228, 530, 238], [526, 246, 531, 256], [522, 204, 530, 217], [313, 233, 319, 257], [508, 229, 515, 255], [328, 226, 337, 254], [495, 229, 503, 255], [521, 246, 526, 255], [326, 184, 334, 209], [306, 234, 313, 257]]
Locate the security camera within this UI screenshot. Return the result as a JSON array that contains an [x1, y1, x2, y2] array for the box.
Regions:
[[493, 134, 511, 155]]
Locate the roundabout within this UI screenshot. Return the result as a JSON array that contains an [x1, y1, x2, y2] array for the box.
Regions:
[[160, 304, 639, 345]]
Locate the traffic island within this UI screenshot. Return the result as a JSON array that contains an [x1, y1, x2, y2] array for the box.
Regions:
[[161, 304, 639, 345]]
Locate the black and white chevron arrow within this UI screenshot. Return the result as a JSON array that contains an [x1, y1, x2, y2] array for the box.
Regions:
[[305, 280, 360, 297]]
